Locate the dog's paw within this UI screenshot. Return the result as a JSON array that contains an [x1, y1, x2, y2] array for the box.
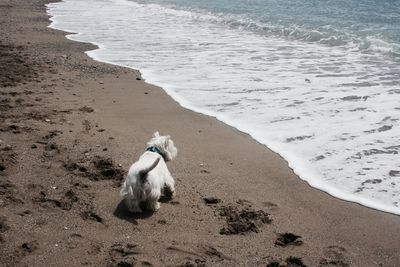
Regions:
[[163, 186, 175, 199], [154, 202, 161, 211], [148, 201, 160, 212], [166, 190, 175, 199]]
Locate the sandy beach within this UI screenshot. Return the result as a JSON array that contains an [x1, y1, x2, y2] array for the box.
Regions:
[[0, 0, 400, 266]]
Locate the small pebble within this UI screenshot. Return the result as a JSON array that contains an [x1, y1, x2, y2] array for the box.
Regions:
[[22, 243, 32, 252]]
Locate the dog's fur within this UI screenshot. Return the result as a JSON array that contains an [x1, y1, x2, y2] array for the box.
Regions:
[[120, 132, 178, 213]]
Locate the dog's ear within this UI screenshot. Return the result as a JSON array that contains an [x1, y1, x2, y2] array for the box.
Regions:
[[164, 135, 171, 146], [153, 131, 160, 137]]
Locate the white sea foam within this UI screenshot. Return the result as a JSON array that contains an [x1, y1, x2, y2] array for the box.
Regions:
[[47, 0, 400, 214]]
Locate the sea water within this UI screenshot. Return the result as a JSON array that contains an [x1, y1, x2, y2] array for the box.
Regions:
[[46, 0, 400, 214]]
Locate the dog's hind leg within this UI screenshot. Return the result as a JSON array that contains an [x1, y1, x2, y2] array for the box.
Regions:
[[163, 177, 175, 199], [148, 200, 160, 212], [146, 190, 161, 211]]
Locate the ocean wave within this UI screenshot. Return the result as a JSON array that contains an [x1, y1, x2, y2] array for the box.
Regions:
[[213, 14, 400, 59], [129, 0, 400, 59]]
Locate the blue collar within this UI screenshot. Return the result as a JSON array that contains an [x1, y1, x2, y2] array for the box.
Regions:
[[146, 146, 165, 159]]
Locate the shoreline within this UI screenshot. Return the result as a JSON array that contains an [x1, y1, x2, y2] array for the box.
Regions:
[[47, 1, 400, 216], [1, 0, 400, 266]]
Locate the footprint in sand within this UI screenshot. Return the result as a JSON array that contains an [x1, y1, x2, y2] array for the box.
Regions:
[[0, 179, 23, 206], [80, 210, 104, 224], [87, 242, 103, 256], [262, 201, 279, 211], [0, 216, 9, 233], [42, 142, 60, 158], [200, 244, 235, 263], [82, 120, 91, 133], [107, 242, 142, 267], [177, 259, 207, 267], [267, 256, 307, 267], [67, 233, 83, 249], [319, 245, 351, 267], [31, 188, 79, 211]]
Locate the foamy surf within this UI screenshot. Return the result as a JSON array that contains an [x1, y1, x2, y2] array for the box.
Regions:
[[47, 0, 400, 215]]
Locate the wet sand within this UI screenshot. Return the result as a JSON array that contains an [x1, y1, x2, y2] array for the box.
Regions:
[[0, 0, 399, 266]]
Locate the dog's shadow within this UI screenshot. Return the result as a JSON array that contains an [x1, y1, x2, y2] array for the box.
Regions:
[[113, 200, 155, 224], [159, 195, 174, 203], [114, 194, 175, 224]]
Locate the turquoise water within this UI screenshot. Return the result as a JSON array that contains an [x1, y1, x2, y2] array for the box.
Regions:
[[47, 0, 400, 214], [136, 0, 400, 58]]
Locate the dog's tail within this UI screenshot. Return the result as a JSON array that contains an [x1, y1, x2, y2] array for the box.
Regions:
[[120, 180, 133, 197], [138, 157, 160, 181], [120, 157, 160, 197]]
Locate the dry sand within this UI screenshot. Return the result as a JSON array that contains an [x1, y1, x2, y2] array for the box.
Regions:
[[0, 0, 399, 266]]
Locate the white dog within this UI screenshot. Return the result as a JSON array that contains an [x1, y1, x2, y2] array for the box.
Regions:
[[120, 132, 178, 213]]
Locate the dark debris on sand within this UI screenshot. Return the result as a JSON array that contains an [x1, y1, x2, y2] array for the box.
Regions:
[[91, 157, 124, 181], [275, 232, 304, 247], [177, 259, 207, 267], [267, 256, 307, 267], [203, 198, 272, 235], [63, 156, 125, 186], [219, 205, 272, 235], [79, 106, 94, 113], [21, 241, 39, 254], [203, 197, 221, 205]]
